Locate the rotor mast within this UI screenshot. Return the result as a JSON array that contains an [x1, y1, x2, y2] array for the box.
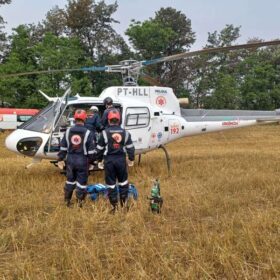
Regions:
[[104, 60, 142, 86]]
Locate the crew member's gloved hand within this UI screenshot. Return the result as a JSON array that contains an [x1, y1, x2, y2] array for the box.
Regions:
[[98, 161, 104, 169], [58, 160, 65, 170], [127, 160, 134, 167]]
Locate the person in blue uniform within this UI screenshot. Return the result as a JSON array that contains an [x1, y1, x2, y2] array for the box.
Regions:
[[58, 109, 95, 207], [96, 109, 135, 212], [101, 97, 122, 128], [85, 105, 102, 142]]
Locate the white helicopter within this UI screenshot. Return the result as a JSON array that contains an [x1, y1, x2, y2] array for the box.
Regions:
[[4, 40, 280, 171]]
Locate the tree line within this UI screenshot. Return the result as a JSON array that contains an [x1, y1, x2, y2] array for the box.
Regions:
[[0, 0, 280, 110]]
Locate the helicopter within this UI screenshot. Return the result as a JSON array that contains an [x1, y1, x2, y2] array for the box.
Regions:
[[4, 40, 280, 171]]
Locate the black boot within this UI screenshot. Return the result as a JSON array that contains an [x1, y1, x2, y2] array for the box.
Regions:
[[110, 204, 118, 214], [76, 189, 87, 208], [119, 186, 129, 209], [108, 188, 118, 213], [65, 199, 71, 207], [64, 189, 73, 207], [77, 199, 83, 208]]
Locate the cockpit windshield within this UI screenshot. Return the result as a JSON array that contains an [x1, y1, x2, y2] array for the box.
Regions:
[[19, 102, 57, 133], [19, 88, 70, 134]]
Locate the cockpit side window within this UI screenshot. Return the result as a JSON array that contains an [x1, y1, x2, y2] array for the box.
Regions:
[[125, 107, 150, 129]]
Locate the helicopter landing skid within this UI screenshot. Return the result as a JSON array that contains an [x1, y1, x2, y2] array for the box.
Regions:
[[50, 160, 66, 174], [25, 158, 42, 169], [138, 154, 142, 166], [158, 145, 171, 175]]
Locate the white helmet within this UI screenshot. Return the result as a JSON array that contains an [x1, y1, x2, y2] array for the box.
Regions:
[[90, 106, 99, 112]]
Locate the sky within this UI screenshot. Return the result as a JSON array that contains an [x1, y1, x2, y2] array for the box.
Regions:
[[1, 0, 280, 50]]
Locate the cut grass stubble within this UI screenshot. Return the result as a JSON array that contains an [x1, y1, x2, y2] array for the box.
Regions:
[[0, 125, 279, 279]]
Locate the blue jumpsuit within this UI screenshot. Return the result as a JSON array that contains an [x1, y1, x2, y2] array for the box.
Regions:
[[85, 113, 102, 138], [96, 125, 135, 207], [58, 124, 95, 203], [101, 107, 122, 128]]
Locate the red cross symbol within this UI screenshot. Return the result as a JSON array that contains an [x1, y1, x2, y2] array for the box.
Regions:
[[156, 96, 166, 107]]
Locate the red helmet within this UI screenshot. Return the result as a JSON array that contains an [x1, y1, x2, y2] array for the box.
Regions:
[[108, 109, 120, 123], [74, 109, 87, 121]]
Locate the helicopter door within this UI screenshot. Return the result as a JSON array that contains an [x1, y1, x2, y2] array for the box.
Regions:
[[124, 106, 150, 150], [149, 111, 165, 149], [46, 88, 71, 153]]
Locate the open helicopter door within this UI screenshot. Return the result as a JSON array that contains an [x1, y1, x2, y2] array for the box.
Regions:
[[45, 88, 71, 155]]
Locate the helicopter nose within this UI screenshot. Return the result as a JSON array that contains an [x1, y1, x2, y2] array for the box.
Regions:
[[5, 129, 43, 156], [5, 130, 19, 153]]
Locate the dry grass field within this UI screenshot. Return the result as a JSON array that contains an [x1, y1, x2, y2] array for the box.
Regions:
[[0, 125, 280, 279]]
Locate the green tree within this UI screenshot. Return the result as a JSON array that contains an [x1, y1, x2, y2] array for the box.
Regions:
[[65, 0, 124, 59], [206, 24, 240, 48], [188, 25, 242, 108], [239, 48, 280, 110], [0, 26, 89, 108], [126, 7, 195, 93], [0, 0, 11, 62], [0, 25, 39, 107], [204, 73, 240, 109], [43, 6, 67, 36], [43, 0, 130, 93], [34, 32, 90, 96], [126, 20, 176, 59]]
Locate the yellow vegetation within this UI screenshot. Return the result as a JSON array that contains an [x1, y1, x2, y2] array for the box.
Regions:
[[0, 126, 279, 279]]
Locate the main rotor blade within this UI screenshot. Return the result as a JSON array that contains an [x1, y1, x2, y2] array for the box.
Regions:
[[0, 66, 109, 79], [142, 40, 280, 66], [0, 68, 78, 78], [2, 40, 280, 78]]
